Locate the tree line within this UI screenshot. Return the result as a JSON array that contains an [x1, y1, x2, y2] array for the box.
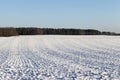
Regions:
[[0, 27, 119, 36]]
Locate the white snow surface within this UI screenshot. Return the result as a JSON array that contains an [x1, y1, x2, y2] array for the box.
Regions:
[[0, 35, 120, 80]]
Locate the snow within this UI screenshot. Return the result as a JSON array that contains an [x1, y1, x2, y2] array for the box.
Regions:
[[0, 35, 120, 80]]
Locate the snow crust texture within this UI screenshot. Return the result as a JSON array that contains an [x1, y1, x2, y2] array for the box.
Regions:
[[0, 35, 120, 80]]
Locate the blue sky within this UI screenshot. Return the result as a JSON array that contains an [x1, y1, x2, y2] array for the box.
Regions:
[[0, 0, 120, 32]]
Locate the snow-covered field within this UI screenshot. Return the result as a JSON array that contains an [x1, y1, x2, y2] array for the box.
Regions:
[[0, 35, 120, 80]]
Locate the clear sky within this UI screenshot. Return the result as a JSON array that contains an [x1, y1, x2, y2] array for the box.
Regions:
[[0, 0, 120, 32]]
